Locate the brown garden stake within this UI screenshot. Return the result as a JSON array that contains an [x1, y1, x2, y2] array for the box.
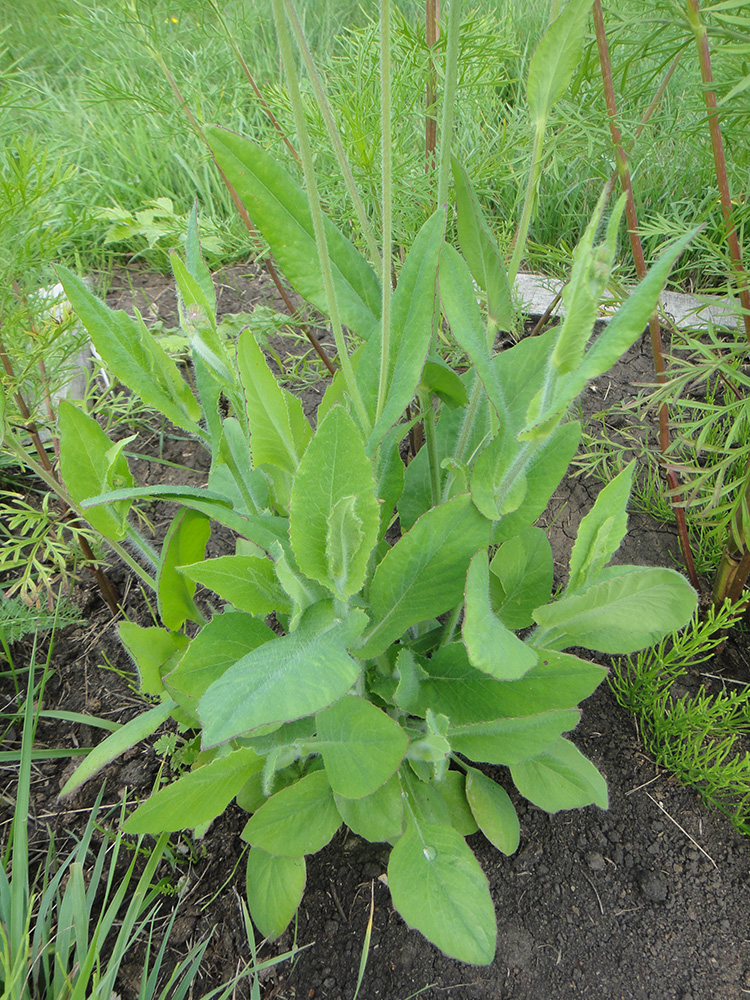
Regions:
[[593, 0, 699, 590]]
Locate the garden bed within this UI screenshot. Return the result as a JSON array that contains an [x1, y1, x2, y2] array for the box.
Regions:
[[2, 261, 750, 1000]]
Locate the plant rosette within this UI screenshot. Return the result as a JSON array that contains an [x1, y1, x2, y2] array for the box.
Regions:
[[55, 5, 698, 966]]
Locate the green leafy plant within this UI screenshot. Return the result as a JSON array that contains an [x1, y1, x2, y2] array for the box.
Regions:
[[610, 598, 750, 834], [56, 0, 698, 966]]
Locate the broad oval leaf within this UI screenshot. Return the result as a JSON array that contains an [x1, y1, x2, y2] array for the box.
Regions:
[[465, 766, 520, 856], [510, 736, 608, 812], [316, 696, 408, 799], [58, 400, 133, 540], [240, 770, 341, 856], [334, 773, 404, 843], [157, 508, 211, 631], [388, 821, 496, 965], [178, 554, 289, 616], [490, 527, 553, 630], [246, 849, 306, 940]]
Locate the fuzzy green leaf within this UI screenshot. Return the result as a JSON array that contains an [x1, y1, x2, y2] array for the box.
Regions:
[[289, 405, 379, 597], [465, 766, 520, 855], [246, 849, 306, 940], [56, 266, 202, 433], [163, 611, 275, 711], [463, 551, 537, 680], [533, 567, 697, 654], [334, 772, 404, 843], [58, 400, 133, 540], [449, 709, 580, 765], [118, 624, 189, 697], [359, 495, 490, 658], [452, 158, 514, 332], [198, 603, 365, 745], [240, 770, 341, 856], [157, 508, 211, 631], [123, 747, 262, 834], [178, 554, 289, 616], [358, 210, 445, 450], [489, 527, 554, 629], [204, 126, 381, 341], [567, 462, 634, 593], [238, 330, 311, 473], [388, 821, 496, 965], [527, 0, 594, 125], [316, 697, 408, 799], [510, 736, 608, 812]]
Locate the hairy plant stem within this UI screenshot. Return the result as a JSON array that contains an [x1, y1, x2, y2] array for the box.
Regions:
[[273, 0, 371, 432], [439, 600, 463, 648], [593, 0, 699, 592], [419, 387, 442, 507], [685, 0, 750, 344], [376, 0, 393, 424], [424, 0, 440, 168], [284, 0, 382, 270], [435, 0, 462, 210]]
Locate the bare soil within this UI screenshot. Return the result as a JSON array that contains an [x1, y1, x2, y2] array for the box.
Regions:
[[2, 261, 749, 1000]]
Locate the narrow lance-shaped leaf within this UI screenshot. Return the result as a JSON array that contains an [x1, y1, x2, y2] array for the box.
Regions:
[[60, 700, 177, 796], [238, 329, 311, 473], [567, 462, 634, 594], [123, 747, 263, 834], [56, 265, 203, 434], [452, 157, 514, 332], [289, 405, 379, 598], [439, 244, 506, 419], [526, 0, 594, 126], [204, 125, 381, 341], [58, 399, 133, 540], [357, 210, 445, 451], [463, 551, 538, 680]]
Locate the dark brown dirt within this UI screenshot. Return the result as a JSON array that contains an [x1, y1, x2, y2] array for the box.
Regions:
[[2, 262, 749, 1000]]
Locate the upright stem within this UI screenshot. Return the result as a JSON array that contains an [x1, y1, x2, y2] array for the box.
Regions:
[[685, 0, 750, 343], [376, 0, 393, 423], [436, 0, 463, 209], [425, 0, 440, 169], [284, 0, 382, 269], [593, 0, 699, 591], [273, 0, 371, 432]]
